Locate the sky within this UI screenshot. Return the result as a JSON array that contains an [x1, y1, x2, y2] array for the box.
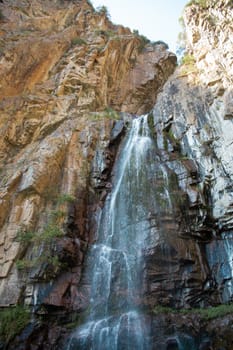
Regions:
[[91, 0, 188, 53]]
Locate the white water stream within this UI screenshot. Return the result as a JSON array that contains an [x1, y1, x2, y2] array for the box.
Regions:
[[67, 115, 157, 349]]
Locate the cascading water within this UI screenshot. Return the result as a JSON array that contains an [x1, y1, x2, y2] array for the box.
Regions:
[[66, 115, 162, 350], [206, 232, 233, 302]]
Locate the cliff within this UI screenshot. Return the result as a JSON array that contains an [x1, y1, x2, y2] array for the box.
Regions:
[[0, 0, 233, 349], [0, 0, 175, 304], [0, 0, 177, 347]]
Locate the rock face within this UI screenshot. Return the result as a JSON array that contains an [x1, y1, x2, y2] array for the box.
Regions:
[[0, 0, 176, 310], [1, 0, 233, 349], [184, 0, 233, 91]]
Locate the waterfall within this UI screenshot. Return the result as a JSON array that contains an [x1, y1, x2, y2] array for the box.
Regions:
[[67, 115, 163, 350], [206, 232, 233, 302]]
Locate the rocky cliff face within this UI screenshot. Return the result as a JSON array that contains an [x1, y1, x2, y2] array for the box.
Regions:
[[0, 0, 233, 349], [0, 0, 177, 347], [144, 0, 233, 348]]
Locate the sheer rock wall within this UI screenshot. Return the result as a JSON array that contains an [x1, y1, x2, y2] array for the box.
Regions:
[[0, 0, 176, 309], [1, 0, 233, 349]]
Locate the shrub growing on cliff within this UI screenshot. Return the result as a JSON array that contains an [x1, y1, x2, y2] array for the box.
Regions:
[[179, 53, 198, 75], [94, 28, 115, 38], [57, 193, 75, 204], [151, 40, 169, 50], [0, 306, 30, 343], [90, 107, 120, 121], [16, 222, 63, 246], [15, 200, 68, 272], [71, 37, 87, 46], [181, 53, 196, 65], [132, 29, 150, 52], [96, 5, 111, 19]]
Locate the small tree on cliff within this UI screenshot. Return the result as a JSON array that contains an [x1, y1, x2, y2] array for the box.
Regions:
[[96, 5, 111, 19]]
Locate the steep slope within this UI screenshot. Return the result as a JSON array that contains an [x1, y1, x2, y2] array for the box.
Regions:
[[0, 0, 177, 348], [146, 0, 233, 348], [1, 0, 233, 349]]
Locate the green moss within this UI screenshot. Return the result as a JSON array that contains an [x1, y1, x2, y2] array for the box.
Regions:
[[153, 305, 174, 315], [197, 303, 233, 320], [147, 112, 154, 131], [0, 306, 30, 343], [163, 128, 180, 152], [153, 303, 233, 320]]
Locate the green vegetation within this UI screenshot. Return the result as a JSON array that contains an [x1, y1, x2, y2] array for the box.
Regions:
[[153, 303, 233, 320], [15, 193, 75, 272], [94, 29, 115, 38], [179, 53, 198, 75], [181, 53, 196, 66], [152, 41, 169, 50], [96, 5, 111, 19], [15, 229, 34, 244], [153, 305, 173, 315], [56, 193, 75, 205], [71, 37, 87, 46], [205, 14, 218, 26], [16, 221, 63, 246], [163, 128, 180, 152], [197, 304, 233, 320], [186, 0, 209, 8], [50, 209, 66, 220], [132, 29, 150, 52], [43, 189, 76, 205], [16, 219, 64, 272], [90, 107, 120, 121], [0, 306, 30, 343], [16, 259, 34, 270]]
